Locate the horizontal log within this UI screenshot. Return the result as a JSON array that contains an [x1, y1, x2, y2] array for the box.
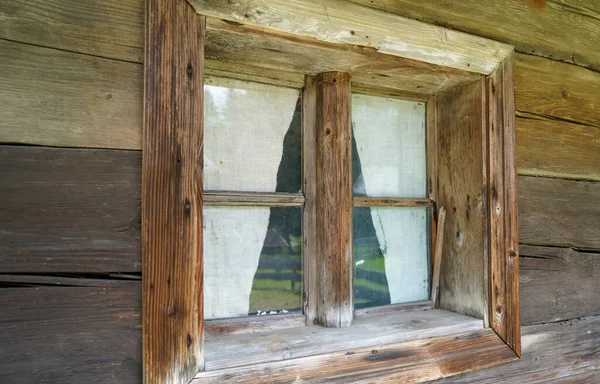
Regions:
[[204, 191, 305, 207], [516, 114, 600, 181], [519, 245, 600, 325], [348, 0, 600, 71], [353, 197, 433, 207], [0, 145, 141, 273], [433, 315, 600, 383], [0, 39, 142, 149], [0, 0, 144, 63], [0, 281, 142, 384], [518, 176, 600, 249]]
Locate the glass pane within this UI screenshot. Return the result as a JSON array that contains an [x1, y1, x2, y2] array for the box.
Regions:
[[352, 94, 427, 198], [354, 207, 429, 309], [204, 206, 302, 319], [204, 77, 302, 192]]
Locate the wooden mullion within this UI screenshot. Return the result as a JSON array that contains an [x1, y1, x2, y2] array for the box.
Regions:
[[204, 191, 305, 207], [353, 197, 433, 207], [143, 0, 205, 382], [427, 95, 439, 281]]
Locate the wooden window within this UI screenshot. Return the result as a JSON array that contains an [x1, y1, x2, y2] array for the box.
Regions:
[[143, 1, 520, 383]]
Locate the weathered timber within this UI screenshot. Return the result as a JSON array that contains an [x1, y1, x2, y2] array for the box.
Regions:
[[143, 0, 205, 382], [0, 282, 141, 384], [203, 191, 305, 207], [518, 176, 600, 250], [205, 17, 481, 95], [352, 197, 433, 207], [0, 146, 141, 273], [315, 72, 353, 328], [516, 53, 600, 128], [195, 327, 515, 383], [203, 309, 482, 372], [348, 0, 600, 71], [520, 245, 600, 325], [430, 207, 446, 308], [354, 300, 433, 318], [0, 0, 144, 63], [0, 39, 142, 149], [516, 114, 600, 181], [205, 314, 305, 338], [190, 0, 513, 74], [433, 315, 600, 383], [436, 79, 486, 320], [303, 76, 319, 325], [0, 274, 139, 287]]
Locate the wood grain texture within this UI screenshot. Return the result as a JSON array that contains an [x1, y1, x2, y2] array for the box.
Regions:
[[353, 197, 433, 207], [0, 282, 141, 384], [348, 0, 600, 71], [190, 0, 513, 74], [520, 245, 600, 325], [205, 17, 481, 95], [0, 39, 142, 149], [516, 53, 600, 128], [143, 0, 205, 382], [436, 80, 486, 320], [431, 207, 446, 308], [432, 315, 600, 383], [0, 0, 144, 63], [0, 145, 141, 273], [303, 76, 318, 325], [518, 176, 600, 250], [195, 328, 516, 383], [516, 115, 600, 181], [315, 72, 353, 328], [203, 309, 482, 371], [203, 191, 304, 207]]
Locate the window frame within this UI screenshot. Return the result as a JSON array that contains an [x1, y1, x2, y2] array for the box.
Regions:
[[142, 0, 520, 383]]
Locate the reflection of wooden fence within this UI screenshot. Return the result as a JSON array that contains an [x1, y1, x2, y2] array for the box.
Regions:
[[355, 268, 387, 286], [255, 256, 301, 289]]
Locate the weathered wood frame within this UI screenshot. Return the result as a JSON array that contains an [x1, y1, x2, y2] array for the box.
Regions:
[[143, 0, 520, 383]]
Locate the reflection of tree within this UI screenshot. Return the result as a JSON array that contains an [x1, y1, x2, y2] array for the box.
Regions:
[[249, 96, 391, 314]]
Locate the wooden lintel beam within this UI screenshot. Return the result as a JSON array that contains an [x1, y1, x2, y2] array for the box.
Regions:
[[203, 191, 305, 207], [353, 197, 433, 207], [143, 0, 205, 382]]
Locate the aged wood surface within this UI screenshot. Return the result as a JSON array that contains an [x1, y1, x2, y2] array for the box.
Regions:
[[203, 191, 304, 207], [430, 207, 446, 308], [348, 0, 600, 71], [0, 0, 143, 63], [196, 328, 515, 383], [436, 80, 486, 320], [352, 197, 433, 207], [190, 0, 513, 74], [203, 309, 482, 371], [520, 245, 600, 325], [354, 300, 433, 318], [518, 176, 600, 250], [315, 72, 353, 328], [0, 39, 142, 149], [205, 17, 480, 95], [205, 314, 305, 338], [143, 0, 205, 382], [0, 146, 141, 273], [0, 282, 141, 384], [433, 315, 600, 383], [303, 76, 319, 325]]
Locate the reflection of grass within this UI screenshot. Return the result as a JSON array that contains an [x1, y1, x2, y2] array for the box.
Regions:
[[355, 277, 387, 292], [249, 281, 302, 313], [358, 257, 385, 272]]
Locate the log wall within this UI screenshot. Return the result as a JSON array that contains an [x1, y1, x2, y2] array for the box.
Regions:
[[0, 0, 598, 382]]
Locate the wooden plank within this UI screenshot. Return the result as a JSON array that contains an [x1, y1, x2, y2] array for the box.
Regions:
[[430, 207, 446, 308], [315, 72, 353, 328], [0, 274, 139, 287], [520, 245, 600, 325], [516, 53, 600, 128], [433, 315, 600, 383], [354, 300, 433, 318], [190, 0, 513, 74], [143, 0, 205, 382], [348, 0, 600, 71], [0, 282, 141, 384], [203, 191, 305, 207], [205, 314, 305, 338], [0, 39, 142, 149], [195, 328, 515, 383], [0, 145, 141, 273], [204, 17, 481, 96], [518, 176, 600, 250], [203, 309, 482, 371], [353, 197, 433, 207], [0, 0, 144, 63], [303, 76, 319, 325], [436, 79, 486, 320], [516, 115, 600, 181]]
